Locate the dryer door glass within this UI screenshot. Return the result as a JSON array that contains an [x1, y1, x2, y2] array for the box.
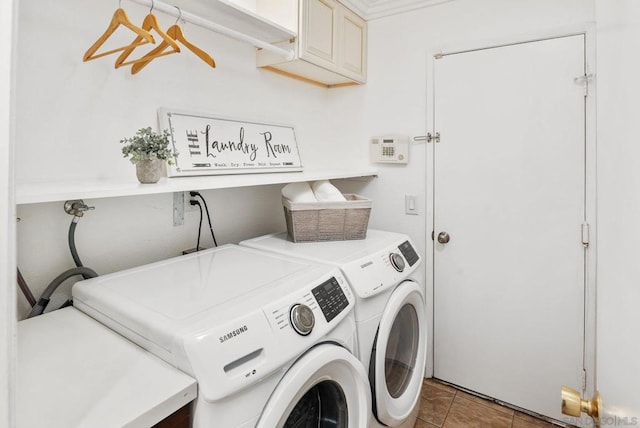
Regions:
[[385, 303, 419, 398], [283, 380, 347, 428]]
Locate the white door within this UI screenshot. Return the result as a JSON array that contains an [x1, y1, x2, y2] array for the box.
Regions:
[[433, 35, 587, 421]]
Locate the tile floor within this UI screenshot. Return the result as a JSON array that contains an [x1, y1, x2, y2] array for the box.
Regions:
[[416, 379, 558, 428]]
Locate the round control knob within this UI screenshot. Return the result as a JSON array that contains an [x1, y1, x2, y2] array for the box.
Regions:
[[290, 304, 315, 336], [389, 253, 406, 272]]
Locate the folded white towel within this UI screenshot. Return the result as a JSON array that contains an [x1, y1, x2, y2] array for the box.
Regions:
[[281, 182, 318, 202], [311, 180, 346, 202]]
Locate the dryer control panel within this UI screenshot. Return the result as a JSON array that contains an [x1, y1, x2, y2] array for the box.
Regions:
[[341, 237, 421, 299], [398, 240, 419, 267]]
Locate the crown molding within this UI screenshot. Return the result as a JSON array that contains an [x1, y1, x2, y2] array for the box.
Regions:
[[340, 0, 455, 20]]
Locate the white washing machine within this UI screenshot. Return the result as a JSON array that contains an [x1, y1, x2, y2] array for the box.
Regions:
[[240, 230, 426, 428], [72, 244, 371, 428]]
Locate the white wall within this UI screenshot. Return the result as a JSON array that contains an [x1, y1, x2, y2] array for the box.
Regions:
[[595, 0, 640, 421], [0, 0, 16, 425], [15, 1, 350, 183], [13, 0, 360, 319]]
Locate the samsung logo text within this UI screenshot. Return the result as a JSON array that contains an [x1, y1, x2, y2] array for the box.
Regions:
[[219, 325, 248, 343]]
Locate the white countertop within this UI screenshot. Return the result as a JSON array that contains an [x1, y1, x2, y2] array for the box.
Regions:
[[17, 307, 197, 428]]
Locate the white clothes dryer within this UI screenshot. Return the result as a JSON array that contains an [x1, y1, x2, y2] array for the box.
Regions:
[[241, 230, 426, 428], [72, 244, 371, 428]]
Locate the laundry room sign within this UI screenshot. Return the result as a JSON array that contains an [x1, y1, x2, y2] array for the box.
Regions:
[[158, 108, 303, 177]]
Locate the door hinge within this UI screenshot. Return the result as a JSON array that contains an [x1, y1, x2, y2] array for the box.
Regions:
[[574, 74, 594, 97], [581, 223, 590, 248], [413, 132, 440, 143]]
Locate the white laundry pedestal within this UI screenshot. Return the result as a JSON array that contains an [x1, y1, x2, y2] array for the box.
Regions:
[[17, 307, 197, 428]]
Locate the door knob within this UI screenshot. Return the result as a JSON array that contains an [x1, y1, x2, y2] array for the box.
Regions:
[[561, 386, 601, 423], [437, 232, 450, 244]]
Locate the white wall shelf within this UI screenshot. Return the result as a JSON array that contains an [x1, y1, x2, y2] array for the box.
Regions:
[[16, 168, 378, 205]]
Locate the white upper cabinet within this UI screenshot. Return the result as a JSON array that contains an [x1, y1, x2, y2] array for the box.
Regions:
[[256, 0, 367, 87], [301, 0, 339, 69], [338, 5, 366, 81]]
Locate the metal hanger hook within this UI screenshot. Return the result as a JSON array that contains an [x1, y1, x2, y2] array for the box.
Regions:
[[174, 6, 182, 24], [149, 0, 154, 14]]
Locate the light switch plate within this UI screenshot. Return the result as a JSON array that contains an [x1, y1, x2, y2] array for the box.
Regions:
[[405, 194, 418, 215]]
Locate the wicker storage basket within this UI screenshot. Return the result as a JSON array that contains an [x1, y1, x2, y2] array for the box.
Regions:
[[283, 194, 372, 242]]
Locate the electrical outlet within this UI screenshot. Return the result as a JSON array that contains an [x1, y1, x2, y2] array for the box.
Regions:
[[185, 191, 199, 212]]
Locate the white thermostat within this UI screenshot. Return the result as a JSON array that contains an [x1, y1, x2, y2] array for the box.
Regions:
[[370, 136, 409, 164]]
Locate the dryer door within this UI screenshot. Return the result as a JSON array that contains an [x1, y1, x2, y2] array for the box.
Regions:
[[371, 280, 426, 426], [256, 343, 371, 428]]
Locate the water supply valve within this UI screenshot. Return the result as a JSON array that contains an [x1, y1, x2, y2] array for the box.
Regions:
[[64, 200, 95, 217]]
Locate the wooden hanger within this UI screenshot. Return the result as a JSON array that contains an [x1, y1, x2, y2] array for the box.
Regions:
[[115, 12, 180, 68], [131, 22, 216, 74], [83, 8, 155, 62]]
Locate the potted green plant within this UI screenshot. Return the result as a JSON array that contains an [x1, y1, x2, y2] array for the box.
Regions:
[[120, 127, 178, 184]]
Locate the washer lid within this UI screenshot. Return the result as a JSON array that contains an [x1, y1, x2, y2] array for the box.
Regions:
[[241, 230, 408, 265], [75, 245, 311, 319], [240, 230, 421, 299], [72, 244, 340, 353]]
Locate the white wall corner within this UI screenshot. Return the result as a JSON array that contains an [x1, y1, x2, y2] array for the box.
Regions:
[[0, 0, 17, 426]]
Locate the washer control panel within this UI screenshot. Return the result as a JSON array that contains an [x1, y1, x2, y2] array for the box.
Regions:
[[264, 273, 353, 335], [398, 240, 419, 267], [311, 276, 349, 322]]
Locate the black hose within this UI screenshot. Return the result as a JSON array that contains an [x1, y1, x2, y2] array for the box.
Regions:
[[192, 200, 203, 251], [27, 266, 98, 318], [17, 268, 36, 307], [191, 191, 218, 247], [69, 217, 92, 279], [69, 218, 83, 267]]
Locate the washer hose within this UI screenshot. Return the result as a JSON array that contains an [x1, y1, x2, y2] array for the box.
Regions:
[[69, 218, 82, 267], [69, 216, 92, 279], [17, 268, 36, 307], [27, 267, 98, 318]]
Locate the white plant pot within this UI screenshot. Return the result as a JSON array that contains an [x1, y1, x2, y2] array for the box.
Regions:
[[135, 159, 164, 184]]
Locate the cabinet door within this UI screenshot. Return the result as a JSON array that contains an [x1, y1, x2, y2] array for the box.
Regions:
[[300, 0, 339, 70], [338, 6, 366, 82]]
